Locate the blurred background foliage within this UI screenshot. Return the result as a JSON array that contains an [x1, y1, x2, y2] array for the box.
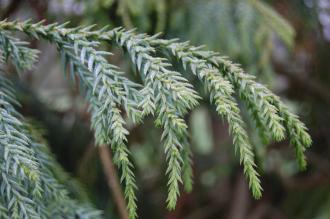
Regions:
[[1, 0, 330, 218]]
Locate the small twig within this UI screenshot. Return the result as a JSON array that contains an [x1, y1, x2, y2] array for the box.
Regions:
[[98, 145, 129, 219]]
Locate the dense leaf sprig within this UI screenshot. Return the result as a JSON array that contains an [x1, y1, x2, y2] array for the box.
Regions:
[[0, 72, 101, 218], [0, 20, 312, 218], [151, 38, 311, 169], [108, 29, 200, 209]]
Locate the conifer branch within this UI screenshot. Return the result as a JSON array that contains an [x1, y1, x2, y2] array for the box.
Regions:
[[182, 136, 193, 193], [0, 74, 43, 218], [0, 72, 101, 218], [212, 56, 312, 169], [60, 41, 139, 219], [0, 20, 312, 218], [107, 29, 200, 209], [156, 41, 311, 170], [150, 40, 262, 198], [0, 31, 38, 71], [27, 125, 102, 218], [0, 22, 141, 218]]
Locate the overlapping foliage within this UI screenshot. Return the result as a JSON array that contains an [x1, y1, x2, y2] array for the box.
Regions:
[[0, 73, 101, 218], [168, 0, 295, 86], [0, 19, 311, 219]]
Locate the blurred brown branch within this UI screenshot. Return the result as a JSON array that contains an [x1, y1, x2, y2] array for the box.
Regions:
[[99, 145, 129, 219]]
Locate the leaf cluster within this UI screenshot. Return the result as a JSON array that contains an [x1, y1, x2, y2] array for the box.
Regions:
[[0, 20, 311, 219]]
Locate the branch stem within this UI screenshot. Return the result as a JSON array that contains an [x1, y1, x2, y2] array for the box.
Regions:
[[98, 146, 129, 219]]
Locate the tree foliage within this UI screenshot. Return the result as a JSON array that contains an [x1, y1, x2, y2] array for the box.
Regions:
[[0, 19, 311, 219]]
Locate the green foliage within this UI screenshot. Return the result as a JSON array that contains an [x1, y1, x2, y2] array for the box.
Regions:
[[0, 74, 42, 218], [169, 0, 295, 86], [0, 20, 311, 219], [85, 0, 167, 32], [62, 38, 141, 218], [110, 29, 200, 209], [0, 72, 101, 218], [250, 0, 295, 47], [0, 31, 38, 71]]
